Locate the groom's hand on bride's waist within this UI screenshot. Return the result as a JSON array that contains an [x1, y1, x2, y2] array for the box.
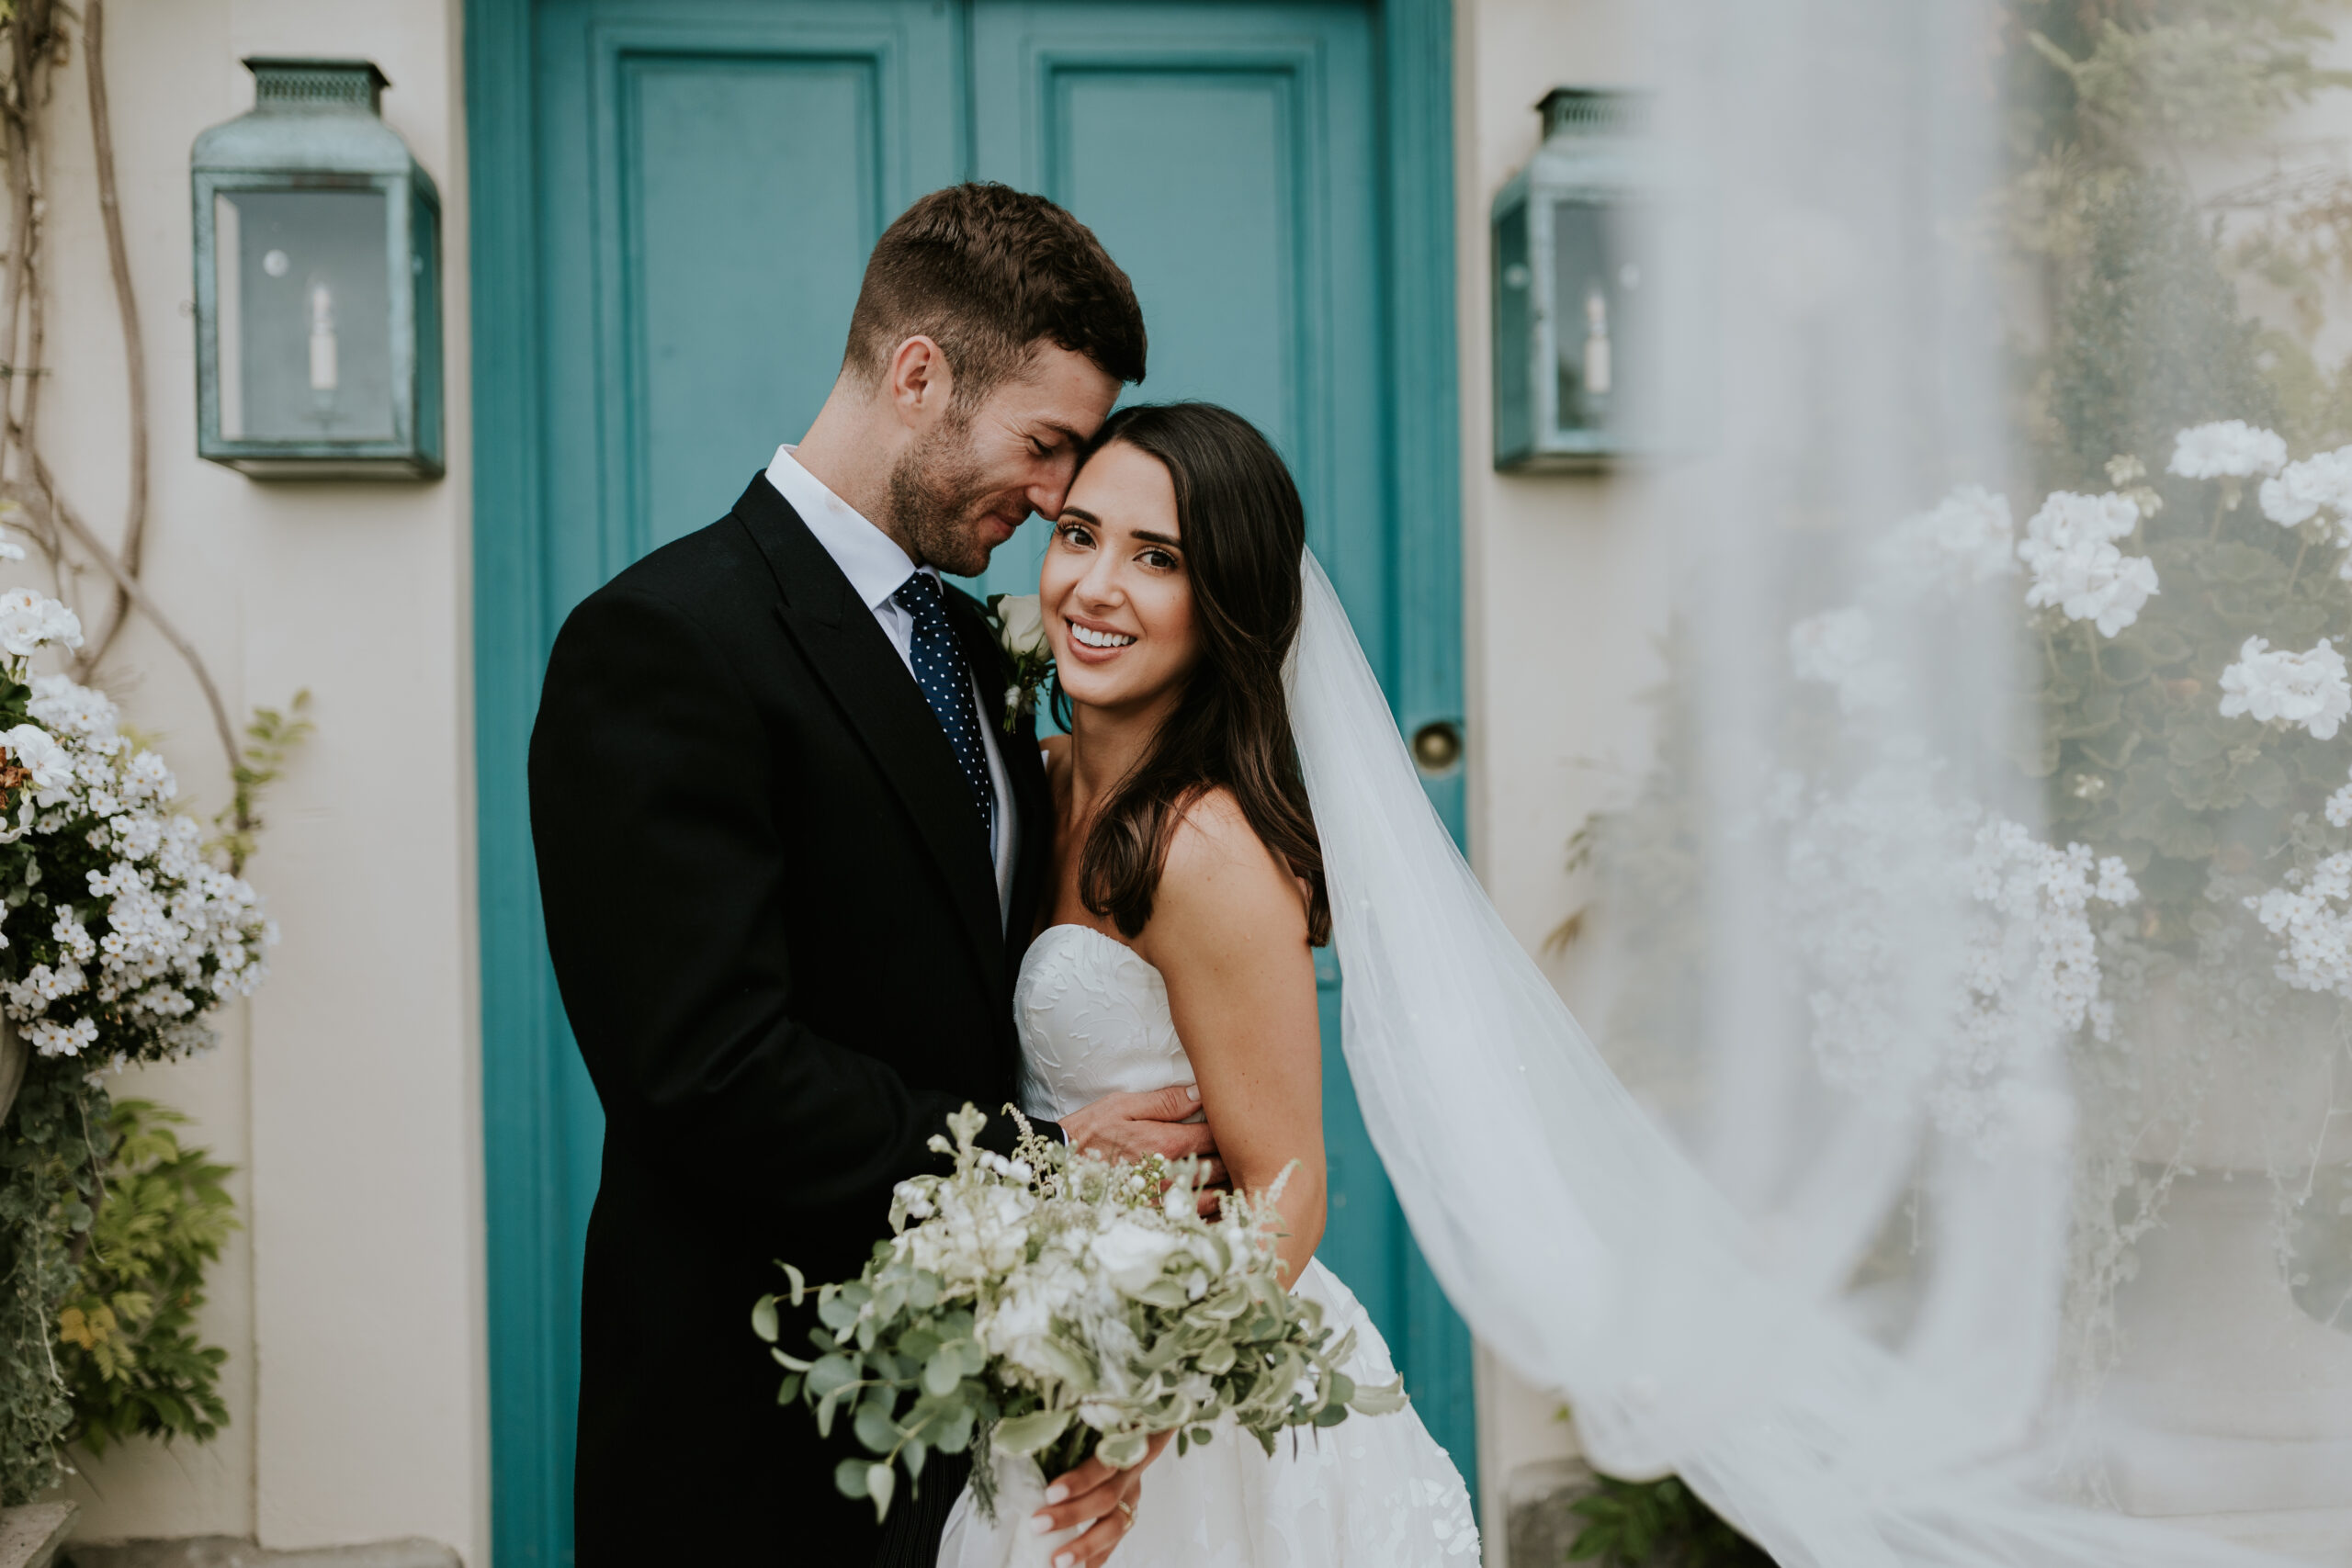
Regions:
[[1059, 1083, 1222, 1179]]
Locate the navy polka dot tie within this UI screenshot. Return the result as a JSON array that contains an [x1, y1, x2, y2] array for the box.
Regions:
[[892, 571, 993, 848]]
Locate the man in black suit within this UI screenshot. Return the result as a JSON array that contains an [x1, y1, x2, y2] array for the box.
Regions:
[[530, 185, 1213, 1567]]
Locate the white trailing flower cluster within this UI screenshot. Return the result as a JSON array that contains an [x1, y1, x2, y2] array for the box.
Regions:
[[1954, 819, 2137, 1141], [0, 592, 274, 1066], [2018, 490, 2159, 637], [1773, 759, 2132, 1148], [2245, 854, 2352, 998]]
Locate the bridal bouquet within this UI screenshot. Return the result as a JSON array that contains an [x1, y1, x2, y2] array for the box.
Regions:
[[754, 1104, 1406, 1523]]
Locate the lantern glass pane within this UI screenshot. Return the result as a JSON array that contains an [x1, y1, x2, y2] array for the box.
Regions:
[[214, 187, 395, 443], [1550, 198, 1651, 441]]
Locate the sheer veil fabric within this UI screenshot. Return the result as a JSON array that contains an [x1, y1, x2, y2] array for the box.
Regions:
[[1278, 0, 2349, 1560], [1291, 550, 2282, 1567]]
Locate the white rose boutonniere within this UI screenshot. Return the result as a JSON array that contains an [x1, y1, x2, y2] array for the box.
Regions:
[[986, 592, 1054, 733]]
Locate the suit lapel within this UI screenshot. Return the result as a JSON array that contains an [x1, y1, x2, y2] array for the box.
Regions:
[[730, 476, 1008, 1013]]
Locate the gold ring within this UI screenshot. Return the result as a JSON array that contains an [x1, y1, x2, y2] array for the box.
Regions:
[[1115, 1500, 1136, 1525]]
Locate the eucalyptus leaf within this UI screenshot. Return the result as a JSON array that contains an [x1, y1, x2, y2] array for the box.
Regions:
[[750, 1294, 779, 1345], [993, 1407, 1074, 1455]]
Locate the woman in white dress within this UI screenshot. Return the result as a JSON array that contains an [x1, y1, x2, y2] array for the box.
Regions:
[[943, 402, 1481, 1567]]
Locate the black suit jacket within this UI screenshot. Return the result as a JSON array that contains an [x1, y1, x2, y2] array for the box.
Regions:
[[529, 473, 1055, 1566]]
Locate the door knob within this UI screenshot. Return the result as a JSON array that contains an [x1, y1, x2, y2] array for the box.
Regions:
[[1410, 719, 1464, 776]]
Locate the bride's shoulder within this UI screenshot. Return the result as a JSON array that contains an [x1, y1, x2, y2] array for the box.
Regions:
[[1153, 787, 1305, 936]]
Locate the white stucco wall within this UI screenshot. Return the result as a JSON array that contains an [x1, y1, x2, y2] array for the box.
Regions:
[[40, 2, 485, 1561], [1451, 0, 1669, 1557]]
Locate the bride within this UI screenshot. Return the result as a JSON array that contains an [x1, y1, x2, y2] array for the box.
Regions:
[[940, 401, 1482, 1567]]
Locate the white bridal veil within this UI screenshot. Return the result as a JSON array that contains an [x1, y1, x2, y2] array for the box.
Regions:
[[1291, 0, 2349, 1561]]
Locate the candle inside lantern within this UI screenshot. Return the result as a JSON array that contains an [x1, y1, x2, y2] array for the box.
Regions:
[[308, 279, 339, 395], [1581, 284, 1612, 398]]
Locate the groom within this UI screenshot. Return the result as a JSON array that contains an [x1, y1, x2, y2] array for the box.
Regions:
[[530, 186, 1212, 1566]]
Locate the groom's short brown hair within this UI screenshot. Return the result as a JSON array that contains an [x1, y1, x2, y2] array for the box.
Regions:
[[844, 183, 1148, 400]]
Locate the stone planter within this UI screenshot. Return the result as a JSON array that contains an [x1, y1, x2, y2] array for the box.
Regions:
[[0, 1504, 75, 1568]]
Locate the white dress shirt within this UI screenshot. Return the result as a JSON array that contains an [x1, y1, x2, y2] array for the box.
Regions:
[[766, 445, 1018, 928]]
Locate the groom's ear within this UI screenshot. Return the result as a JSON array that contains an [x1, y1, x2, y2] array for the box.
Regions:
[[885, 334, 957, 429]]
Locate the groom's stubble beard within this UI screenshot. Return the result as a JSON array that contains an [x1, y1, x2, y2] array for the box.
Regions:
[[885, 407, 1020, 579]]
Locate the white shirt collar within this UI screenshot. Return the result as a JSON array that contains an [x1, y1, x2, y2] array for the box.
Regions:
[[764, 444, 927, 611]]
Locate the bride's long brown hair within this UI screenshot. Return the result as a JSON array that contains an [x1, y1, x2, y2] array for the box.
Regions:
[[1057, 402, 1331, 945]]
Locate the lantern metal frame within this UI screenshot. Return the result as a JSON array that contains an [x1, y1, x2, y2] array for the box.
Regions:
[[192, 58, 444, 479], [1491, 86, 1660, 472]]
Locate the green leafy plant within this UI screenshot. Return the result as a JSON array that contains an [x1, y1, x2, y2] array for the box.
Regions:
[[211, 690, 312, 875], [1567, 1473, 1776, 1567], [0, 1064, 107, 1504], [56, 1098, 236, 1452]]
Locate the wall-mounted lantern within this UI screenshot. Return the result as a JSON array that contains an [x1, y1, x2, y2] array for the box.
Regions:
[[1492, 88, 1661, 472], [192, 59, 442, 479]]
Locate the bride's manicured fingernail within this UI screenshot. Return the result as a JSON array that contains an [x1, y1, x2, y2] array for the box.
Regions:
[[1054, 1556, 1076, 1568], [1030, 1513, 1055, 1534], [1186, 1085, 1200, 1101], [1044, 1483, 1069, 1503]]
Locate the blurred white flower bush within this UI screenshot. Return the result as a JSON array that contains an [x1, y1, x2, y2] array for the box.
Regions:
[[0, 588, 273, 1069]]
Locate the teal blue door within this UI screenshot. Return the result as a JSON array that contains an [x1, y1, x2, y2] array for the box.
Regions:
[[469, 1, 1465, 1560]]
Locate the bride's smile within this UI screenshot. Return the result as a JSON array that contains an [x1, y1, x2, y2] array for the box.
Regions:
[[1040, 439, 1201, 716]]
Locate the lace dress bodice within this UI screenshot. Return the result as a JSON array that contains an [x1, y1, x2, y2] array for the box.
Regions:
[[1013, 923, 1194, 1120]]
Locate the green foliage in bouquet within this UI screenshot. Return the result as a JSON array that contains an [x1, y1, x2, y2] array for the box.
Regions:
[[754, 1105, 1406, 1523], [57, 1098, 237, 1453], [1567, 1472, 1775, 1568]]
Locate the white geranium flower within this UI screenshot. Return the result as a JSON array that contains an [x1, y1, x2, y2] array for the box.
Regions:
[[0, 589, 82, 660], [1880, 484, 2017, 591], [1788, 607, 1898, 712], [2017, 491, 2157, 637], [2329, 774, 2352, 829], [2258, 446, 2352, 527], [0, 540, 25, 562], [2168, 420, 2289, 479], [2218, 636, 2352, 739], [0, 723, 74, 796]]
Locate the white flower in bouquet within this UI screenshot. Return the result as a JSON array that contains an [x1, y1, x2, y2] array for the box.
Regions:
[[2217, 635, 2352, 739], [755, 1105, 1405, 1527], [2167, 419, 2289, 479]]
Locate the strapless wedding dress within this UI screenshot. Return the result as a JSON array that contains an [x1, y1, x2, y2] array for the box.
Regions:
[[938, 923, 1483, 1566]]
